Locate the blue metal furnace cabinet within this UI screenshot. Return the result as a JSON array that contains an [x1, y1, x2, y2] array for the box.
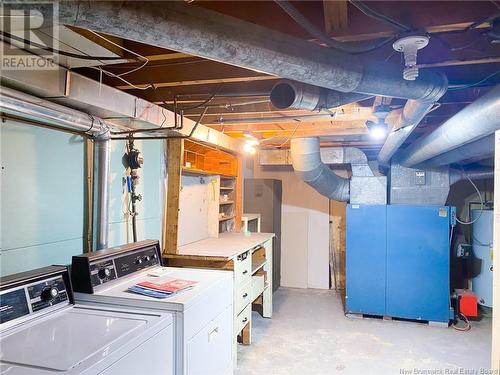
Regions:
[[346, 204, 455, 323]]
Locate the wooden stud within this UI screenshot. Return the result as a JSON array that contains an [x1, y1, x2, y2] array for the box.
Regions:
[[234, 157, 243, 231], [240, 322, 251, 345], [163, 138, 183, 255]]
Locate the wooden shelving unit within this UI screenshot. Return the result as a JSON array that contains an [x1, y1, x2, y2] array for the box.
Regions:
[[181, 139, 242, 234], [219, 176, 236, 233]]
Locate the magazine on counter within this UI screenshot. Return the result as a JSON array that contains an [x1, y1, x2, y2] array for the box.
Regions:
[[127, 277, 198, 299]]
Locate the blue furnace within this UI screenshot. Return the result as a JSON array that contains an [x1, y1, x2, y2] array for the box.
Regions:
[[346, 204, 456, 323]]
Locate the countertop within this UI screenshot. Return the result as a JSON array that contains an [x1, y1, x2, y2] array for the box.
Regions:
[[165, 232, 274, 261]]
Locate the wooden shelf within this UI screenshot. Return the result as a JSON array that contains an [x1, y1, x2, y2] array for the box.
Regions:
[[219, 201, 234, 205], [220, 186, 234, 191], [182, 167, 213, 176], [252, 259, 266, 274], [219, 215, 235, 222]]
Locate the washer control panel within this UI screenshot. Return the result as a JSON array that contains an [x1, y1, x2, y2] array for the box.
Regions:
[[72, 241, 162, 293], [88, 246, 159, 288], [0, 267, 70, 327]]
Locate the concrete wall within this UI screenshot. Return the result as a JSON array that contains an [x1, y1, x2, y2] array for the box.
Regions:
[[252, 157, 332, 289], [0, 119, 164, 276]]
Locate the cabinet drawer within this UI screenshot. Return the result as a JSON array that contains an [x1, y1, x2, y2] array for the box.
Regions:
[[234, 251, 251, 285], [187, 305, 233, 375], [234, 303, 251, 335], [252, 274, 265, 299], [234, 279, 252, 314]]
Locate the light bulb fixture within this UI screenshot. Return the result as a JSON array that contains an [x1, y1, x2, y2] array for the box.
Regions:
[[392, 35, 429, 81], [366, 120, 388, 140], [243, 143, 256, 154]]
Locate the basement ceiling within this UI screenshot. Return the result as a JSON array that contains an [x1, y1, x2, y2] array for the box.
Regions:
[[71, 0, 500, 159]]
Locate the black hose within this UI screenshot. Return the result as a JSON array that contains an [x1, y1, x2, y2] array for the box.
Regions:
[[349, 1, 412, 32], [274, 0, 395, 54]]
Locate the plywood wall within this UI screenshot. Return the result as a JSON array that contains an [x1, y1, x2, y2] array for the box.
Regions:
[[178, 175, 219, 246]]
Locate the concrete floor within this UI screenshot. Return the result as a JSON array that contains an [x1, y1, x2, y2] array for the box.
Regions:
[[236, 288, 492, 375]]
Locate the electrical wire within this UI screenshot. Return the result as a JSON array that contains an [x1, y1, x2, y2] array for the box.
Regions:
[[455, 172, 484, 225], [274, 0, 395, 54], [349, 1, 412, 32], [86, 30, 149, 77], [0, 31, 128, 60], [448, 70, 500, 91], [452, 313, 471, 331]]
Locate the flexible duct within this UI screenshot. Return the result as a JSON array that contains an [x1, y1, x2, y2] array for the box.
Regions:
[[1, 86, 111, 250], [270, 81, 372, 110], [55, 2, 446, 101], [399, 85, 500, 167], [290, 137, 350, 201]]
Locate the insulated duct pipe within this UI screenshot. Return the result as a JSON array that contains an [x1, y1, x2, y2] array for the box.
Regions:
[[55, 2, 446, 101], [270, 81, 372, 110], [290, 137, 350, 201], [425, 135, 495, 167], [399, 85, 500, 167], [0, 86, 111, 250]]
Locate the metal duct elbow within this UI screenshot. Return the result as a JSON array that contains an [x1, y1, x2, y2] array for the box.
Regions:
[[270, 81, 371, 111], [290, 137, 350, 202]]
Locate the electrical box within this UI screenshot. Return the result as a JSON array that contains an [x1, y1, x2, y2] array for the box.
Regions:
[[346, 204, 454, 323]]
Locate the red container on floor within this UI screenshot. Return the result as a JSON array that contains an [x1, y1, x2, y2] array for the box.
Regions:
[[455, 289, 478, 317]]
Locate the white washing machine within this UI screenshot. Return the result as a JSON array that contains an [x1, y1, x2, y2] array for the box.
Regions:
[[0, 265, 174, 375], [71, 240, 233, 375]]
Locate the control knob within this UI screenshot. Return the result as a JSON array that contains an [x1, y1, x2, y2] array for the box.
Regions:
[[41, 286, 59, 302], [135, 258, 143, 265], [98, 268, 111, 279], [144, 255, 151, 262]]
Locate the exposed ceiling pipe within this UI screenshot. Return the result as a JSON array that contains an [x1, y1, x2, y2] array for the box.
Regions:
[[0, 86, 108, 136], [270, 81, 372, 111], [290, 137, 350, 202], [1, 86, 111, 250], [377, 98, 443, 166], [54, 2, 447, 101], [424, 135, 495, 167], [398, 85, 500, 167]]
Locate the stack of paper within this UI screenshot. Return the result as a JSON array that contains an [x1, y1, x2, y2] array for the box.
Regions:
[[128, 277, 198, 299]]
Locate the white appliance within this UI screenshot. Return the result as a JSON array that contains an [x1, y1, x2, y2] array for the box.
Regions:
[[0, 265, 174, 375], [71, 240, 233, 375]]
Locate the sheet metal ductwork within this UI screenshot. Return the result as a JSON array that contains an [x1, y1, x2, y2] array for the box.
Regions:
[[378, 99, 443, 165], [270, 81, 372, 111], [399, 85, 500, 167], [290, 137, 350, 202], [425, 135, 495, 167]]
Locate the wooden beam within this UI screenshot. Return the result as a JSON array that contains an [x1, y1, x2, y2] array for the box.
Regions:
[[418, 56, 500, 69], [234, 157, 243, 232], [493, 129, 500, 372], [163, 139, 183, 255], [323, 1, 348, 33], [116, 75, 277, 90]]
